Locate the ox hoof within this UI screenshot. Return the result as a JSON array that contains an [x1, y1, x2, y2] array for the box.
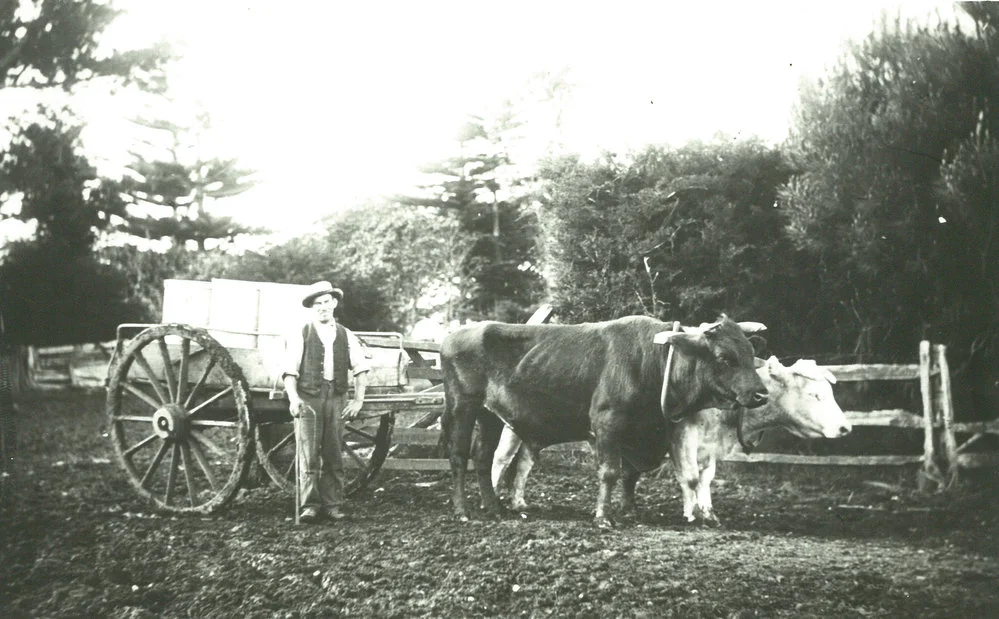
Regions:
[[701, 515, 722, 528], [481, 503, 507, 520], [594, 516, 616, 530]]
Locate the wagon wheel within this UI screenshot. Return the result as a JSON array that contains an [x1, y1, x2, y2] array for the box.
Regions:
[[106, 324, 254, 514], [255, 411, 394, 496]]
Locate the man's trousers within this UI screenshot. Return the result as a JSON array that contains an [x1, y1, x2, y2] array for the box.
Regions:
[[296, 383, 346, 509]]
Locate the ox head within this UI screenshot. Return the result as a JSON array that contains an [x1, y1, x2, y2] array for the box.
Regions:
[[654, 315, 769, 414], [760, 356, 851, 439]]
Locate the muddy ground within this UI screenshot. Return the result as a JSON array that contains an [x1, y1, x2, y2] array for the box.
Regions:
[[2, 390, 998, 618]]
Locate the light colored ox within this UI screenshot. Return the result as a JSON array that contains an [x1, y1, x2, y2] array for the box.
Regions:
[[491, 356, 850, 525], [672, 356, 850, 525]]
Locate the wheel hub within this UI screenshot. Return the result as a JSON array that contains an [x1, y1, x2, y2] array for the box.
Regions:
[[152, 404, 189, 439]]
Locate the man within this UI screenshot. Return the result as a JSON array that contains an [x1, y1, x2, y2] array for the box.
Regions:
[[282, 281, 370, 523]]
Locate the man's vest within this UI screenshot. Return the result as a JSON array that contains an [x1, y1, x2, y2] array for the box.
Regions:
[[297, 322, 350, 395]]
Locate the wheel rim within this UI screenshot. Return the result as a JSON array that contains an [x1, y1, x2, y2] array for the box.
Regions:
[[107, 324, 253, 513], [255, 412, 394, 496]]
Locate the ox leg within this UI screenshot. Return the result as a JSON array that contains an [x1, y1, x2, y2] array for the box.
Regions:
[[448, 396, 480, 521], [508, 444, 535, 511], [619, 461, 641, 515], [694, 457, 721, 527], [475, 411, 506, 517], [593, 434, 623, 528], [491, 424, 522, 501], [671, 426, 700, 524]]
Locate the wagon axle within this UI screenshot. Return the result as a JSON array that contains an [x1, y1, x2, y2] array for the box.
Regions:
[[152, 404, 189, 439]]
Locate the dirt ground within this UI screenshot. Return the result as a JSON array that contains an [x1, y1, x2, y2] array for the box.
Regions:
[[2, 390, 998, 618]]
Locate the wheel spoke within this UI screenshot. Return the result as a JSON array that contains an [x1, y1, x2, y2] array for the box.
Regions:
[[190, 419, 238, 429], [176, 338, 191, 404], [158, 337, 178, 404], [140, 439, 170, 489], [344, 424, 377, 442], [180, 440, 197, 508], [164, 441, 180, 506], [187, 437, 219, 492], [123, 433, 158, 459], [283, 455, 295, 480], [188, 385, 234, 417], [190, 429, 226, 458], [132, 349, 171, 405], [123, 383, 161, 411], [113, 414, 155, 424], [184, 357, 217, 409], [265, 429, 295, 459]]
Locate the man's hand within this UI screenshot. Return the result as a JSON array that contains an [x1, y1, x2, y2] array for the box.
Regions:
[[342, 399, 364, 420], [289, 399, 315, 419]]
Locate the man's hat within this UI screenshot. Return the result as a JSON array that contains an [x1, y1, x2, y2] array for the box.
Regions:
[[302, 281, 344, 308]]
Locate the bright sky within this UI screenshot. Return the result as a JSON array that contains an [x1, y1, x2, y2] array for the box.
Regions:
[[75, 0, 964, 236]]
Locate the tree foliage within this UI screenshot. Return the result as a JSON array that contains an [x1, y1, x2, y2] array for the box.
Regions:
[[538, 140, 795, 342], [398, 118, 544, 322], [121, 111, 261, 249], [0, 0, 169, 91], [781, 7, 999, 365], [1, 111, 125, 255], [0, 115, 138, 345], [320, 202, 469, 329], [0, 0, 171, 350], [1, 239, 141, 345]]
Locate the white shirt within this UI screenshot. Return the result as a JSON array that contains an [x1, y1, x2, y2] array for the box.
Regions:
[[281, 320, 371, 381]]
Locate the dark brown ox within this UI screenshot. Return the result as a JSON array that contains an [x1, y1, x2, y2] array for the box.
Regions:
[[440, 314, 768, 527]]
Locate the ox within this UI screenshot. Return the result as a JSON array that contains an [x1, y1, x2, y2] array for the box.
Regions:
[[492, 356, 851, 522], [672, 356, 851, 525], [440, 314, 768, 527]]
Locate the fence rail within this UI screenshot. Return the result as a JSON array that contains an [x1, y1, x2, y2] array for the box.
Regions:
[[27, 336, 998, 485]]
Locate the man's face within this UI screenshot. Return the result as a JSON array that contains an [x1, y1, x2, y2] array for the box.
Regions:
[[312, 294, 337, 323]]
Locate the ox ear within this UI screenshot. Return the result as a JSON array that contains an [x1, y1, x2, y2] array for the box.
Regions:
[[753, 357, 766, 369], [789, 359, 838, 384], [762, 355, 787, 380], [737, 321, 767, 334], [747, 334, 768, 357]]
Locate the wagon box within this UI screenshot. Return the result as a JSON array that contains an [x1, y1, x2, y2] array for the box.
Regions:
[[105, 278, 443, 515]]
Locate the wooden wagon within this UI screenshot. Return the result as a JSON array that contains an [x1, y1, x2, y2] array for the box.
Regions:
[[104, 278, 448, 514]]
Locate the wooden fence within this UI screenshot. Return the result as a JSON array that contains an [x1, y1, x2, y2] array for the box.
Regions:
[[375, 340, 998, 487], [28, 335, 998, 485], [725, 341, 991, 489], [28, 343, 114, 389]]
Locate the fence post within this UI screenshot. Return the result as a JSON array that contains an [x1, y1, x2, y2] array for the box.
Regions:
[[934, 344, 959, 488], [918, 340, 943, 491]]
